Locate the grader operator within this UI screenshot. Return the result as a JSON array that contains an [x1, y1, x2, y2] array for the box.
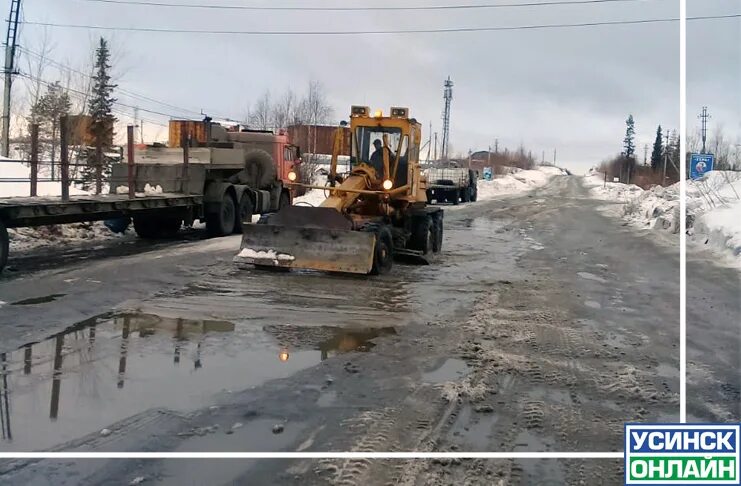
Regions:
[[235, 106, 443, 275]]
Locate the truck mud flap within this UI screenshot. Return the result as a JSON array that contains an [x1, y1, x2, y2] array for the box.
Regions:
[[236, 223, 376, 274], [393, 248, 430, 265]]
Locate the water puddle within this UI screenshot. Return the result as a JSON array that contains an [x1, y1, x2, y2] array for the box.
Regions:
[[0, 312, 394, 451], [576, 272, 607, 284], [422, 358, 471, 384], [10, 293, 66, 306], [448, 405, 499, 450]]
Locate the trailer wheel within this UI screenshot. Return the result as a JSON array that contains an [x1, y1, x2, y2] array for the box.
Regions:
[[410, 215, 433, 255], [0, 220, 8, 273], [207, 193, 236, 236], [470, 187, 478, 202], [234, 194, 254, 234], [369, 226, 393, 275]]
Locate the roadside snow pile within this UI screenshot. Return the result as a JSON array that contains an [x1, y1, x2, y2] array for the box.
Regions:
[[477, 166, 566, 201], [585, 170, 741, 258], [0, 157, 88, 197], [293, 188, 327, 207], [584, 173, 680, 232], [8, 221, 127, 252], [234, 247, 295, 264], [688, 171, 741, 257]]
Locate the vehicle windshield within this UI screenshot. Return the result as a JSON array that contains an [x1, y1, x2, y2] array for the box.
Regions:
[[352, 126, 403, 168]]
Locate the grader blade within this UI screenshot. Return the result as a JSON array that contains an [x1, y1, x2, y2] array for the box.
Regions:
[[235, 206, 376, 274]]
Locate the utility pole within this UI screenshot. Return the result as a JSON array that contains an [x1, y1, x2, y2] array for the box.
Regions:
[[663, 129, 670, 183], [698, 106, 710, 154], [133, 107, 139, 144], [487, 145, 491, 167], [494, 138, 499, 154], [542, 150, 545, 164], [643, 143, 648, 166], [440, 76, 453, 160], [433, 132, 438, 161], [2, 0, 21, 157], [553, 148, 556, 165]]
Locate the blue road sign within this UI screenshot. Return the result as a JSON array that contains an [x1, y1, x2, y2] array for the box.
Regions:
[[690, 153, 714, 180], [483, 167, 492, 181]]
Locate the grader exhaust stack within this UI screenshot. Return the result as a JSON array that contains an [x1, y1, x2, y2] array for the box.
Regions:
[[235, 106, 444, 275]]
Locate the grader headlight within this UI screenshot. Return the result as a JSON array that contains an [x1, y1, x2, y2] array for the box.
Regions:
[[382, 179, 393, 191], [288, 171, 297, 182]]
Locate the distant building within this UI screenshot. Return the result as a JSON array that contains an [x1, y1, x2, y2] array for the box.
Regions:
[[286, 125, 350, 156]]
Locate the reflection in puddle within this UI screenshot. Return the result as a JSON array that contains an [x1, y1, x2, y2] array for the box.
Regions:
[[422, 358, 471, 384], [0, 312, 393, 452], [10, 293, 66, 306]]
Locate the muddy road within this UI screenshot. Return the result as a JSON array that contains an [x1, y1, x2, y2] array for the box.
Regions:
[[0, 175, 695, 485]]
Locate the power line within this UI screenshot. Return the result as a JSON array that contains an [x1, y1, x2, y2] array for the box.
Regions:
[[18, 47, 244, 122], [81, 0, 656, 12], [18, 71, 172, 126], [21, 15, 741, 36]]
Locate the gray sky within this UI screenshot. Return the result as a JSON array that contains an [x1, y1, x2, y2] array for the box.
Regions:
[[14, 0, 729, 173]]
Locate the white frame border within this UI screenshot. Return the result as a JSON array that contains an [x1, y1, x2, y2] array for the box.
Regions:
[[0, 0, 689, 462]]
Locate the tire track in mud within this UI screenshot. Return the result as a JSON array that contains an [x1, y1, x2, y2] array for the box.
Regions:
[[315, 273, 676, 486]]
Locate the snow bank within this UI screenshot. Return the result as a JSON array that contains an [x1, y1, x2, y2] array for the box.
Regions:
[[477, 166, 566, 201], [8, 221, 127, 253], [585, 170, 741, 259]]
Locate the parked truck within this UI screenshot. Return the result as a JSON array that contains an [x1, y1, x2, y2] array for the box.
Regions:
[[424, 166, 478, 205], [110, 120, 301, 238]]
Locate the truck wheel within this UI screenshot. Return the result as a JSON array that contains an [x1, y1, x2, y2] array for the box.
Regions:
[[432, 213, 443, 253], [0, 220, 8, 273], [410, 215, 433, 255], [369, 226, 393, 275], [426, 190, 433, 204], [234, 195, 254, 234], [452, 190, 460, 205], [462, 187, 471, 203], [470, 188, 478, 202], [133, 215, 181, 239], [207, 193, 236, 236]]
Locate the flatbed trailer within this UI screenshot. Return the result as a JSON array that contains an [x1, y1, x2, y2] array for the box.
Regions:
[[0, 192, 203, 272]]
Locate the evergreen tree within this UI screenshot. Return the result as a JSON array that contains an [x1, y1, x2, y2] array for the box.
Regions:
[[623, 114, 636, 159], [83, 37, 117, 191], [650, 125, 663, 171], [28, 81, 72, 179]]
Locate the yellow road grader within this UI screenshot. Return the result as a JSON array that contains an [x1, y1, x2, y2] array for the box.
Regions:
[[235, 106, 443, 275]]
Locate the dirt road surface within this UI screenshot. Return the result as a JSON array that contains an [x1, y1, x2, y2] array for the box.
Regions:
[[0, 175, 729, 485]]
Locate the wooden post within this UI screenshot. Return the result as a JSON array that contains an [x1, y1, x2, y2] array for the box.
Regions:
[[127, 125, 135, 199], [29, 124, 39, 197], [60, 116, 69, 201], [181, 125, 189, 194]]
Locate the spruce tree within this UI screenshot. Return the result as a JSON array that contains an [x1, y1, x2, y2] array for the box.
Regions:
[[650, 125, 663, 171], [623, 115, 636, 159], [84, 37, 117, 191]]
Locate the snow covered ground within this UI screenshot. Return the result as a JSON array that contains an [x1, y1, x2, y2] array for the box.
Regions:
[[584, 169, 741, 260], [476, 166, 566, 201], [0, 157, 89, 198]]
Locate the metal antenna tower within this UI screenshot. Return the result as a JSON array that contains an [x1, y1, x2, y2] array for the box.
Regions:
[[698, 106, 710, 154], [2, 0, 21, 157], [440, 76, 453, 160]]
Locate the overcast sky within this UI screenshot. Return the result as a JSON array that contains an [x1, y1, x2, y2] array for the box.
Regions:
[[12, 0, 736, 173]]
